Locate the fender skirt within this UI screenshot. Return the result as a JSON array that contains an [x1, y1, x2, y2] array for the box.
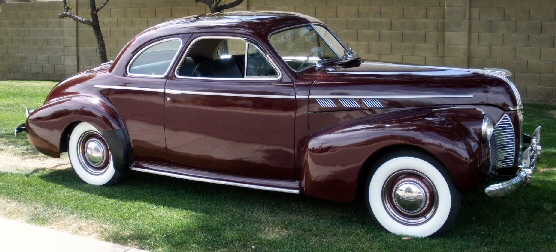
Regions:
[[102, 128, 133, 171]]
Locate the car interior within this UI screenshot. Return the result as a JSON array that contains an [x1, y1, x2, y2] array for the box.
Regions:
[[177, 38, 277, 78]]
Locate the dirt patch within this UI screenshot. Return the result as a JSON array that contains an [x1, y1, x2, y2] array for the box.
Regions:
[[0, 151, 70, 173]]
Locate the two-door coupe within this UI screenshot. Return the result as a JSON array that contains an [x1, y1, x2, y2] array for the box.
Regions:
[[24, 11, 542, 237]]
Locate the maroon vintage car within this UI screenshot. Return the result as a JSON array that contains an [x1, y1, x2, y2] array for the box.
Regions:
[[23, 11, 542, 237]]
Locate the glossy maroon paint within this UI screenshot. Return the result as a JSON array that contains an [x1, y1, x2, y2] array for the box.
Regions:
[[26, 12, 522, 203]]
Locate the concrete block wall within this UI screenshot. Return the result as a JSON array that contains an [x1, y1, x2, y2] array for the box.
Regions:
[[0, 1, 76, 80], [468, 0, 556, 103], [0, 0, 554, 103]]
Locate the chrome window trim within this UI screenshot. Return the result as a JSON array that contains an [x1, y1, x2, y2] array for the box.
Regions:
[[126, 38, 183, 78], [174, 36, 282, 81], [311, 23, 348, 58]]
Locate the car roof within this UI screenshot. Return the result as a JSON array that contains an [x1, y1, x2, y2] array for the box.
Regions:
[[111, 11, 322, 76], [137, 11, 321, 39]]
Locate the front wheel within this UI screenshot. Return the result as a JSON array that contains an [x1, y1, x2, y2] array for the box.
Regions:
[[366, 151, 461, 237], [68, 122, 126, 186]]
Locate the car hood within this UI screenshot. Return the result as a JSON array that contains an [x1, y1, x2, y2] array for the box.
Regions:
[[307, 62, 520, 112]]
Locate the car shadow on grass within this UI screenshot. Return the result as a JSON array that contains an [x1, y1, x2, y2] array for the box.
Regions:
[[38, 168, 390, 250], [37, 167, 556, 251]]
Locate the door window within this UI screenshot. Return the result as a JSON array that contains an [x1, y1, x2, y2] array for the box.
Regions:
[[177, 37, 279, 79], [128, 38, 182, 77]]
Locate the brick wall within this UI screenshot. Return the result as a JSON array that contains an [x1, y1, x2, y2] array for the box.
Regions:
[[0, 0, 554, 103]]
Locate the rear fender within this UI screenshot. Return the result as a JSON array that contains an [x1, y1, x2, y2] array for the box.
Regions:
[[27, 94, 126, 159], [302, 107, 488, 202]]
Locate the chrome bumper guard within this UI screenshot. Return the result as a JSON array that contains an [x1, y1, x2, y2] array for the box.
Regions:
[[14, 108, 33, 136], [485, 126, 542, 197]]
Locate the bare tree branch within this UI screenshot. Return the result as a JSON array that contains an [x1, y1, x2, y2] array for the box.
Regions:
[[59, 12, 93, 26], [195, 0, 215, 6], [96, 0, 110, 12], [216, 0, 243, 12], [195, 0, 243, 13], [62, 0, 70, 12]]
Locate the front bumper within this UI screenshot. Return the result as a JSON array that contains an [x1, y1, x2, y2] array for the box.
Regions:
[[485, 126, 542, 197]]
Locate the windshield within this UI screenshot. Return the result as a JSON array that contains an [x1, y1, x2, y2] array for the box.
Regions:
[[269, 24, 347, 71]]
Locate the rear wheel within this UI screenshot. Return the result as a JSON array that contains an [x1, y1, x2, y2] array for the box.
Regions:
[[366, 151, 461, 237], [68, 122, 125, 185]]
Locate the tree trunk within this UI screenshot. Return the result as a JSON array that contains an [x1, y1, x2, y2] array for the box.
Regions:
[[89, 1, 108, 63], [60, 0, 110, 64]]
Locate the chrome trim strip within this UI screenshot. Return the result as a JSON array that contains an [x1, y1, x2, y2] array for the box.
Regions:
[[94, 85, 165, 93], [95, 85, 296, 99], [316, 98, 336, 108], [165, 89, 295, 99], [131, 167, 300, 194], [362, 98, 384, 108], [175, 76, 281, 81], [338, 98, 360, 108], [309, 95, 473, 99]]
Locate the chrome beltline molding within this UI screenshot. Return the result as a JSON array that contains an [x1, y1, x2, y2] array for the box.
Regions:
[[131, 167, 301, 194], [95, 85, 473, 100], [95, 85, 297, 99], [166, 89, 296, 99], [94, 85, 165, 93], [309, 94, 474, 99]]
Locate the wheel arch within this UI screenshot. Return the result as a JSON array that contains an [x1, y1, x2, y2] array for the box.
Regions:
[[26, 94, 128, 158], [356, 145, 442, 201], [59, 121, 81, 153]]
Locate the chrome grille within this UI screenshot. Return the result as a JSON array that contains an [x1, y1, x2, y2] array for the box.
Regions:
[[489, 114, 516, 170]]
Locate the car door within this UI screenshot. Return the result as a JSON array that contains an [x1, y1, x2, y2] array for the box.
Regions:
[[164, 36, 296, 182], [103, 37, 184, 164]]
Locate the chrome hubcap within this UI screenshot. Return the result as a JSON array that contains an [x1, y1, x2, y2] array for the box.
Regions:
[[382, 170, 438, 225], [393, 180, 428, 215], [85, 138, 107, 168], [77, 131, 110, 175]]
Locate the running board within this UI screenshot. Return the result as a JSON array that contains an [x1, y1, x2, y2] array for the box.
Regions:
[[131, 164, 300, 194]]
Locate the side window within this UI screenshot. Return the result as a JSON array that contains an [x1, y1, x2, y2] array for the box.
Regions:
[[176, 37, 279, 79], [246, 43, 278, 78], [128, 38, 182, 76]]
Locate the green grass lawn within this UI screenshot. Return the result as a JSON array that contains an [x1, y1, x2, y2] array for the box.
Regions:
[[0, 80, 554, 251]]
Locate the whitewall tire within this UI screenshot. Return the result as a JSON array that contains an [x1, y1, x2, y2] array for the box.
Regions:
[[68, 122, 124, 186], [366, 151, 461, 237]]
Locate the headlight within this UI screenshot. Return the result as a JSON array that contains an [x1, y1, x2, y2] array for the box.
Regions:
[[482, 115, 494, 143]]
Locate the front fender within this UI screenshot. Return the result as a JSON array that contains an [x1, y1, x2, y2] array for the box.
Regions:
[[302, 107, 488, 202], [26, 94, 126, 159]]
